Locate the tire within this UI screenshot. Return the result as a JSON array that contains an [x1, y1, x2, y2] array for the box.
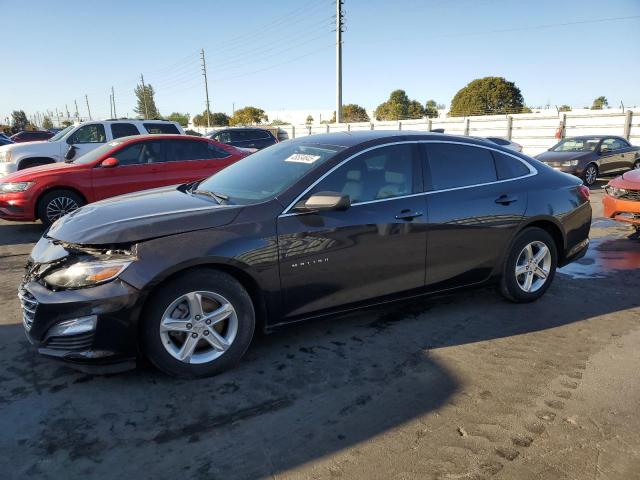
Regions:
[[633, 159, 640, 170], [581, 163, 598, 187], [141, 269, 255, 378], [499, 227, 558, 303], [37, 189, 85, 227]]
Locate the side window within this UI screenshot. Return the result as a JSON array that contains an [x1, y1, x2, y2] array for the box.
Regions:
[[230, 130, 249, 142], [113, 141, 163, 165], [493, 151, 530, 180], [425, 143, 497, 190], [216, 132, 231, 143], [111, 123, 140, 139], [308, 144, 418, 204], [143, 123, 180, 134], [602, 138, 625, 151], [71, 124, 106, 144]]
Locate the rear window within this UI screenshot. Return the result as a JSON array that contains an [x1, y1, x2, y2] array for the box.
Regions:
[[424, 143, 497, 190], [493, 151, 531, 180], [143, 123, 180, 134], [111, 123, 140, 139]]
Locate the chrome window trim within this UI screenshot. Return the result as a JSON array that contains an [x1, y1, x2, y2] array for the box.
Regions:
[[280, 140, 538, 217]]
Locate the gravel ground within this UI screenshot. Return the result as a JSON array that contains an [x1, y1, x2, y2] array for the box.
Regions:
[[0, 186, 639, 480]]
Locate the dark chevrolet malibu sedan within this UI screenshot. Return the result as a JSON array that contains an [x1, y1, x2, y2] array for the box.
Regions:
[[536, 136, 640, 187], [20, 131, 592, 377]]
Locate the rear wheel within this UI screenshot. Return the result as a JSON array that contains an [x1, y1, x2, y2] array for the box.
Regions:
[[581, 163, 598, 186], [141, 269, 255, 378], [499, 227, 558, 303], [37, 189, 85, 227], [633, 159, 640, 170]]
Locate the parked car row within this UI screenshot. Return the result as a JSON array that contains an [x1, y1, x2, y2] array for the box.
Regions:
[[0, 119, 183, 175], [14, 130, 593, 378]]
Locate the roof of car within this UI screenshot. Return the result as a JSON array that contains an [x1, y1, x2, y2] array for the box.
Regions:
[[291, 130, 494, 148]]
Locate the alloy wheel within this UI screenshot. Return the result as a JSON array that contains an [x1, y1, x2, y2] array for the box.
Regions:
[[46, 196, 79, 222], [515, 241, 552, 293], [159, 291, 238, 364], [584, 166, 597, 185]]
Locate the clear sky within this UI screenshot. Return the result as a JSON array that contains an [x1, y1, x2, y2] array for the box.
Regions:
[[1, 0, 639, 123]]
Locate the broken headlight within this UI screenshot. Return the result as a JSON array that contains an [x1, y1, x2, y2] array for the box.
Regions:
[[43, 259, 132, 289]]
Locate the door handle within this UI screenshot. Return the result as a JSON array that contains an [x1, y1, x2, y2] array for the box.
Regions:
[[395, 210, 423, 221], [495, 194, 518, 205]]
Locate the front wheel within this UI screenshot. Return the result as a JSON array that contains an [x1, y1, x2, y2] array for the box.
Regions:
[[141, 269, 255, 378], [581, 163, 598, 187], [37, 189, 85, 227], [499, 227, 558, 303]]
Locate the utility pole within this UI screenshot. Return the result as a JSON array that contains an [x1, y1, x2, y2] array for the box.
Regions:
[[335, 0, 344, 123], [111, 86, 117, 118], [55, 108, 61, 127], [65, 104, 70, 121], [201, 49, 212, 128], [140, 74, 149, 119], [109, 93, 113, 118], [85, 94, 92, 120], [74, 100, 80, 122]]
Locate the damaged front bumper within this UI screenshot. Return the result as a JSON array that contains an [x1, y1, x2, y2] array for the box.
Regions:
[[20, 236, 142, 373]]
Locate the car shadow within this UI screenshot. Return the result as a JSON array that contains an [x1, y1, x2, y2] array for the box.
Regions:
[[0, 267, 639, 478], [0, 222, 43, 246]]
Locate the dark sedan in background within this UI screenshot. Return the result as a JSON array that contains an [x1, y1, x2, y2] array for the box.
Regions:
[[536, 135, 640, 186], [20, 131, 591, 378], [207, 127, 278, 151], [10, 130, 55, 143]]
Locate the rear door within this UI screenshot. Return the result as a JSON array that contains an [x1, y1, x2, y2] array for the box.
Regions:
[[90, 140, 163, 200], [277, 143, 427, 318], [159, 138, 237, 185], [421, 142, 529, 290]]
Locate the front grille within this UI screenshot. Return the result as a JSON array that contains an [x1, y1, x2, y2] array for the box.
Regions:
[[18, 288, 37, 331], [45, 332, 95, 351], [620, 189, 640, 201]]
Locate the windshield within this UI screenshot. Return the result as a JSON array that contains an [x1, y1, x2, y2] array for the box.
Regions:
[[195, 141, 345, 205], [48, 125, 74, 142], [551, 138, 600, 152], [72, 140, 123, 164]]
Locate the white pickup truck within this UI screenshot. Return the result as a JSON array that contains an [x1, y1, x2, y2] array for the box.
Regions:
[[0, 119, 184, 176]]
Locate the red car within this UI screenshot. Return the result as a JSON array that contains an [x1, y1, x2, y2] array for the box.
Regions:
[[10, 130, 55, 143], [0, 134, 247, 226]]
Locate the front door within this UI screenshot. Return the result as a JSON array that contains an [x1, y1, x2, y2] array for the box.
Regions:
[[91, 139, 163, 200], [421, 142, 528, 289], [277, 143, 427, 318]]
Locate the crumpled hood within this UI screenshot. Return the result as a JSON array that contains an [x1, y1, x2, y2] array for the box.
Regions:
[[47, 185, 242, 245], [535, 151, 590, 162]]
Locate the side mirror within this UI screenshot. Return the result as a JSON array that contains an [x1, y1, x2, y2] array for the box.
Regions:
[[293, 191, 350, 213], [64, 145, 77, 160], [101, 157, 119, 168]]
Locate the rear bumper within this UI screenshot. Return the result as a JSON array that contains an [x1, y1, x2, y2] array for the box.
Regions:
[[602, 195, 640, 226]]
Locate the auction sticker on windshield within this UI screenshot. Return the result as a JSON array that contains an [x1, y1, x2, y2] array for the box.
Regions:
[[285, 153, 322, 164]]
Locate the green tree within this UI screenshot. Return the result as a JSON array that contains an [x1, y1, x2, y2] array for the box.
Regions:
[[193, 111, 230, 127], [449, 77, 525, 116], [61, 120, 73, 127], [11, 110, 29, 133], [424, 100, 439, 118], [591, 96, 608, 110], [374, 90, 425, 120], [230, 106, 267, 125], [342, 104, 370, 122], [306, 115, 314, 125], [42, 116, 54, 129], [558, 105, 572, 112], [166, 112, 190, 127], [133, 83, 160, 119], [269, 119, 290, 126]]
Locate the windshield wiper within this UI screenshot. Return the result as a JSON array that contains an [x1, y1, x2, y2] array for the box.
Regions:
[[191, 189, 229, 204]]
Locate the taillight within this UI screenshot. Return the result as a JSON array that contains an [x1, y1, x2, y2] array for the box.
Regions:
[[578, 185, 590, 201]]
